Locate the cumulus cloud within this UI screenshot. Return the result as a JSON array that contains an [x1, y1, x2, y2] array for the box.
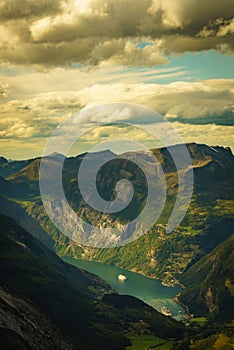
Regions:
[[0, 115, 60, 139], [217, 18, 234, 37], [1, 79, 233, 142], [75, 80, 234, 126], [77, 124, 155, 143], [154, 0, 234, 31], [0, 90, 84, 139], [0, 0, 63, 20], [0, 0, 233, 67], [172, 122, 234, 150]]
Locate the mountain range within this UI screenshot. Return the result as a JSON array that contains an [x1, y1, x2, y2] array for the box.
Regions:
[[0, 142, 233, 349]]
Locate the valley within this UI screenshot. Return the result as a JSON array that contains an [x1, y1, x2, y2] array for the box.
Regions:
[[0, 142, 233, 349], [0, 214, 185, 350], [63, 257, 185, 319]]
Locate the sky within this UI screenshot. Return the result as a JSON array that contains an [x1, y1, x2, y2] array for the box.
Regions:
[[0, 0, 233, 159]]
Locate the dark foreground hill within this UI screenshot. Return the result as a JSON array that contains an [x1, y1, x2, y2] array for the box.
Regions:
[[0, 215, 185, 349]]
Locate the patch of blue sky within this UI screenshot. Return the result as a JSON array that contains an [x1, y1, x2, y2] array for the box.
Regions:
[[1, 49, 232, 85], [136, 41, 153, 49], [166, 50, 234, 80], [105, 50, 234, 84], [104, 65, 193, 84]]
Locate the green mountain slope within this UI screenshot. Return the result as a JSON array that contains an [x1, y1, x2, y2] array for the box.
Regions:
[[0, 143, 233, 306], [179, 233, 234, 321], [0, 157, 35, 178], [0, 215, 185, 349]]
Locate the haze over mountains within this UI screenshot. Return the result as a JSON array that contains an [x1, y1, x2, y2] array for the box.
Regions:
[[0, 142, 233, 349]]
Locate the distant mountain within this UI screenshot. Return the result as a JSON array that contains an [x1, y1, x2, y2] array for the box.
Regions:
[[0, 156, 7, 166], [7, 158, 41, 182], [151, 143, 234, 199], [0, 215, 185, 349], [0, 158, 35, 178]]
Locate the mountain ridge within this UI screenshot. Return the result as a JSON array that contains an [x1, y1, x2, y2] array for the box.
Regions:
[[1, 143, 233, 180], [0, 142, 233, 324]]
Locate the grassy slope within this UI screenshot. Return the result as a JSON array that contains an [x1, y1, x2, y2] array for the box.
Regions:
[[126, 334, 173, 350]]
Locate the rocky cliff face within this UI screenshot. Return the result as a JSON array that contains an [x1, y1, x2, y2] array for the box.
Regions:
[[0, 283, 73, 350], [205, 287, 219, 313]]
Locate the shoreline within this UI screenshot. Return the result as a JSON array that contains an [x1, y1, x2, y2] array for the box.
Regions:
[[64, 256, 186, 318], [173, 295, 190, 315], [64, 255, 185, 286]]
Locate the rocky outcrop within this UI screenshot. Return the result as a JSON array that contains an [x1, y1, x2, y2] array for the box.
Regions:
[[205, 287, 219, 313], [0, 283, 74, 350]]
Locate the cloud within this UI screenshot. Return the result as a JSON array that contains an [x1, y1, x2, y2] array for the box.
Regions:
[[0, 116, 59, 139], [172, 122, 234, 150], [0, 91, 83, 139], [2, 120, 233, 160], [0, 0, 63, 20], [0, 66, 186, 99], [78, 124, 155, 143], [155, 0, 234, 31], [0, 79, 233, 143], [217, 18, 234, 37], [0, 81, 8, 96], [75, 80, 234, 126], [0, 0, 233, 67]]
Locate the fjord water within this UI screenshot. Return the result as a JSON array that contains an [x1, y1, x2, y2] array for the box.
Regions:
[[64, 258, 184, 319]]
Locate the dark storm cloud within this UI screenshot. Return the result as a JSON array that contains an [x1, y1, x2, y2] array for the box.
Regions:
[[0, 0, 233, 67], [0, 0, 63, 20]]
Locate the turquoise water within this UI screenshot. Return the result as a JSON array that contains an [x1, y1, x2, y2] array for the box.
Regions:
[[63, 258, 184, 319]]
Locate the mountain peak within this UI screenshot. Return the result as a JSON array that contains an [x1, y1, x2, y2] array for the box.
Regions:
[[46, 152, 65, 159], [0, 156, 8, 166]]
